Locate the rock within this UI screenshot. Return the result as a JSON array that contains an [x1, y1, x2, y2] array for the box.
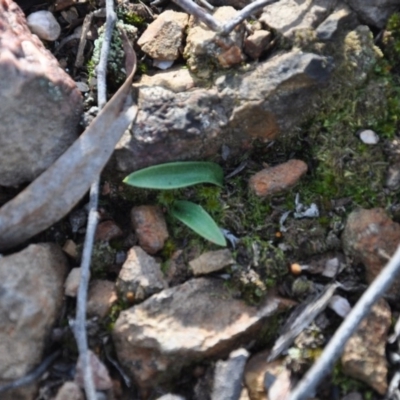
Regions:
[[130, 205, 169, 254], [184, 7, 245, 75], [26, 10, 61, 41], [386, 162, 400, 190], [341, 393, 363, 400], [155, 395, 186, 400], [342, 208, 400, 297], [54, 381, 84, 400], [133, 67, 198, 93], [116, 246, 167, 303], [0, 0, 82, 186], [345, 0, 399, 28], [113, 50, 333, 174], [341, 298, 391, 394], [95, 220, 123, 242], [249, 160, 308, 197], [87, 280, 118, 318], [113, 278, 290, 391], [138, 10, 189, 61], [212, 348, 250, 400], [316, 3, 358, 41], [244, 349, 286, 400], [260, 0, 337, 38], [358, 129, 379, 144], [75, 350, 113, 391], [62, 239, 78, 259], [65, 267, 81, 297], [189, 249, 235, 275], [244, 30, 272, 60], [0, 244, 68, 396]]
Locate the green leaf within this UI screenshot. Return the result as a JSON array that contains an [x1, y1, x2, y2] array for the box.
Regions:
[[170, 200, 226, 246], [123, 161, 223, 189]]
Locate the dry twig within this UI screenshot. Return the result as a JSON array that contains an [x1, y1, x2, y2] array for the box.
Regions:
[[289, 245, 400, 400]]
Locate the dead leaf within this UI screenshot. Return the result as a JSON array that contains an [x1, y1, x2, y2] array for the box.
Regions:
[[0, 47, 137, 251]]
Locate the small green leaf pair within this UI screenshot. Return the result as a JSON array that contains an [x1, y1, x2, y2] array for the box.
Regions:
[[123, 161, 226, 246]]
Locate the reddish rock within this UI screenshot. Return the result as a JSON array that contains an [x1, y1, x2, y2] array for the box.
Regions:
[[95, 220, 123, 242], [0, 0, 82, 186], [341, 298, 391, 395], [112, 278, 291, 391], [54, 381, 84, 400], [87, 280, 118, 318], [130, 205, 169, 254], [244, 30, 272, 60], [342, 208, 400, 296], [249, 159, 308, 197], [138, 10, 188, 61]]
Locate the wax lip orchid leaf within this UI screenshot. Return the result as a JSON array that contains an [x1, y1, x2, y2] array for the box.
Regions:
[[170, 200, 227, 246], [123, 161, 224, 189], [123, 161, 226, 246]]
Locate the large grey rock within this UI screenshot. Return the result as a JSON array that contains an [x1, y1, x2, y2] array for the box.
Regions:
[[345, 0, 400, 28], [112, 277, 291, 391], [0, 243, 68, 399], [0, 0, 82, 187]]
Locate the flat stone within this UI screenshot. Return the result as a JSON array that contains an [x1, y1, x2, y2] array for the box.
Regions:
[[0, 0, 82, 186], [138, 10, 189, 60], [130, 205, 169, 254], [87, 279, 118, 318], [116, 246, 167, 303], [249, 159, 308, 197], [112, 278, 291, 391], [260, 0, 337, 38], [189, 249, 235, 275], [133, 67, 198, 93], [341, 298, 391, 394], [342, 208, 400, 297], [0, 244, 68, 392], [26, 10, 61, 41]]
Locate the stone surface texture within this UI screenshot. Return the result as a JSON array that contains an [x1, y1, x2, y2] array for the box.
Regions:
[[130, 205, 169, 254], [249, 159, 308, 197], [138, 10, 189, 61], [95, 220, 123, 242], [260, 0, 338, 37], [64, 267, 81, 297], [116, 246, 167, 303], [0, 0, 82, 186], [244, 30, 272, 60], [0, 243, 68, 396], [341, 298, 391, 394], [54, 381, 84, 400], [184, 7, 245, 75], [345, 0, 399, 28], [342, 208, 400, 297], [86, 279, 118, 318], [189, 249, 235, 275], [112, 278, 290, 391]]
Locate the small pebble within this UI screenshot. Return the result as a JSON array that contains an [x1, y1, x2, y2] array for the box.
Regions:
[[153, 59, 174, 70], [65, 267, 81, 297], [359, 129, 379, 144], [27, 10, 61, 41], [75, 81, 90, 92]]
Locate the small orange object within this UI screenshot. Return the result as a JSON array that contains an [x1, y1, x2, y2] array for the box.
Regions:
[[290, 263, 303, 275], [275, 231, 282, 238]]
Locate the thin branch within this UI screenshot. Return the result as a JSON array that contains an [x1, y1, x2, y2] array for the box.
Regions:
[[0, 350, 60, 393], [73, 0, 116, 399], [171, 0, 221, 31], [96, 0, 117, 108], [289, 245, 400, 400], [220, 0, 280, 35]]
